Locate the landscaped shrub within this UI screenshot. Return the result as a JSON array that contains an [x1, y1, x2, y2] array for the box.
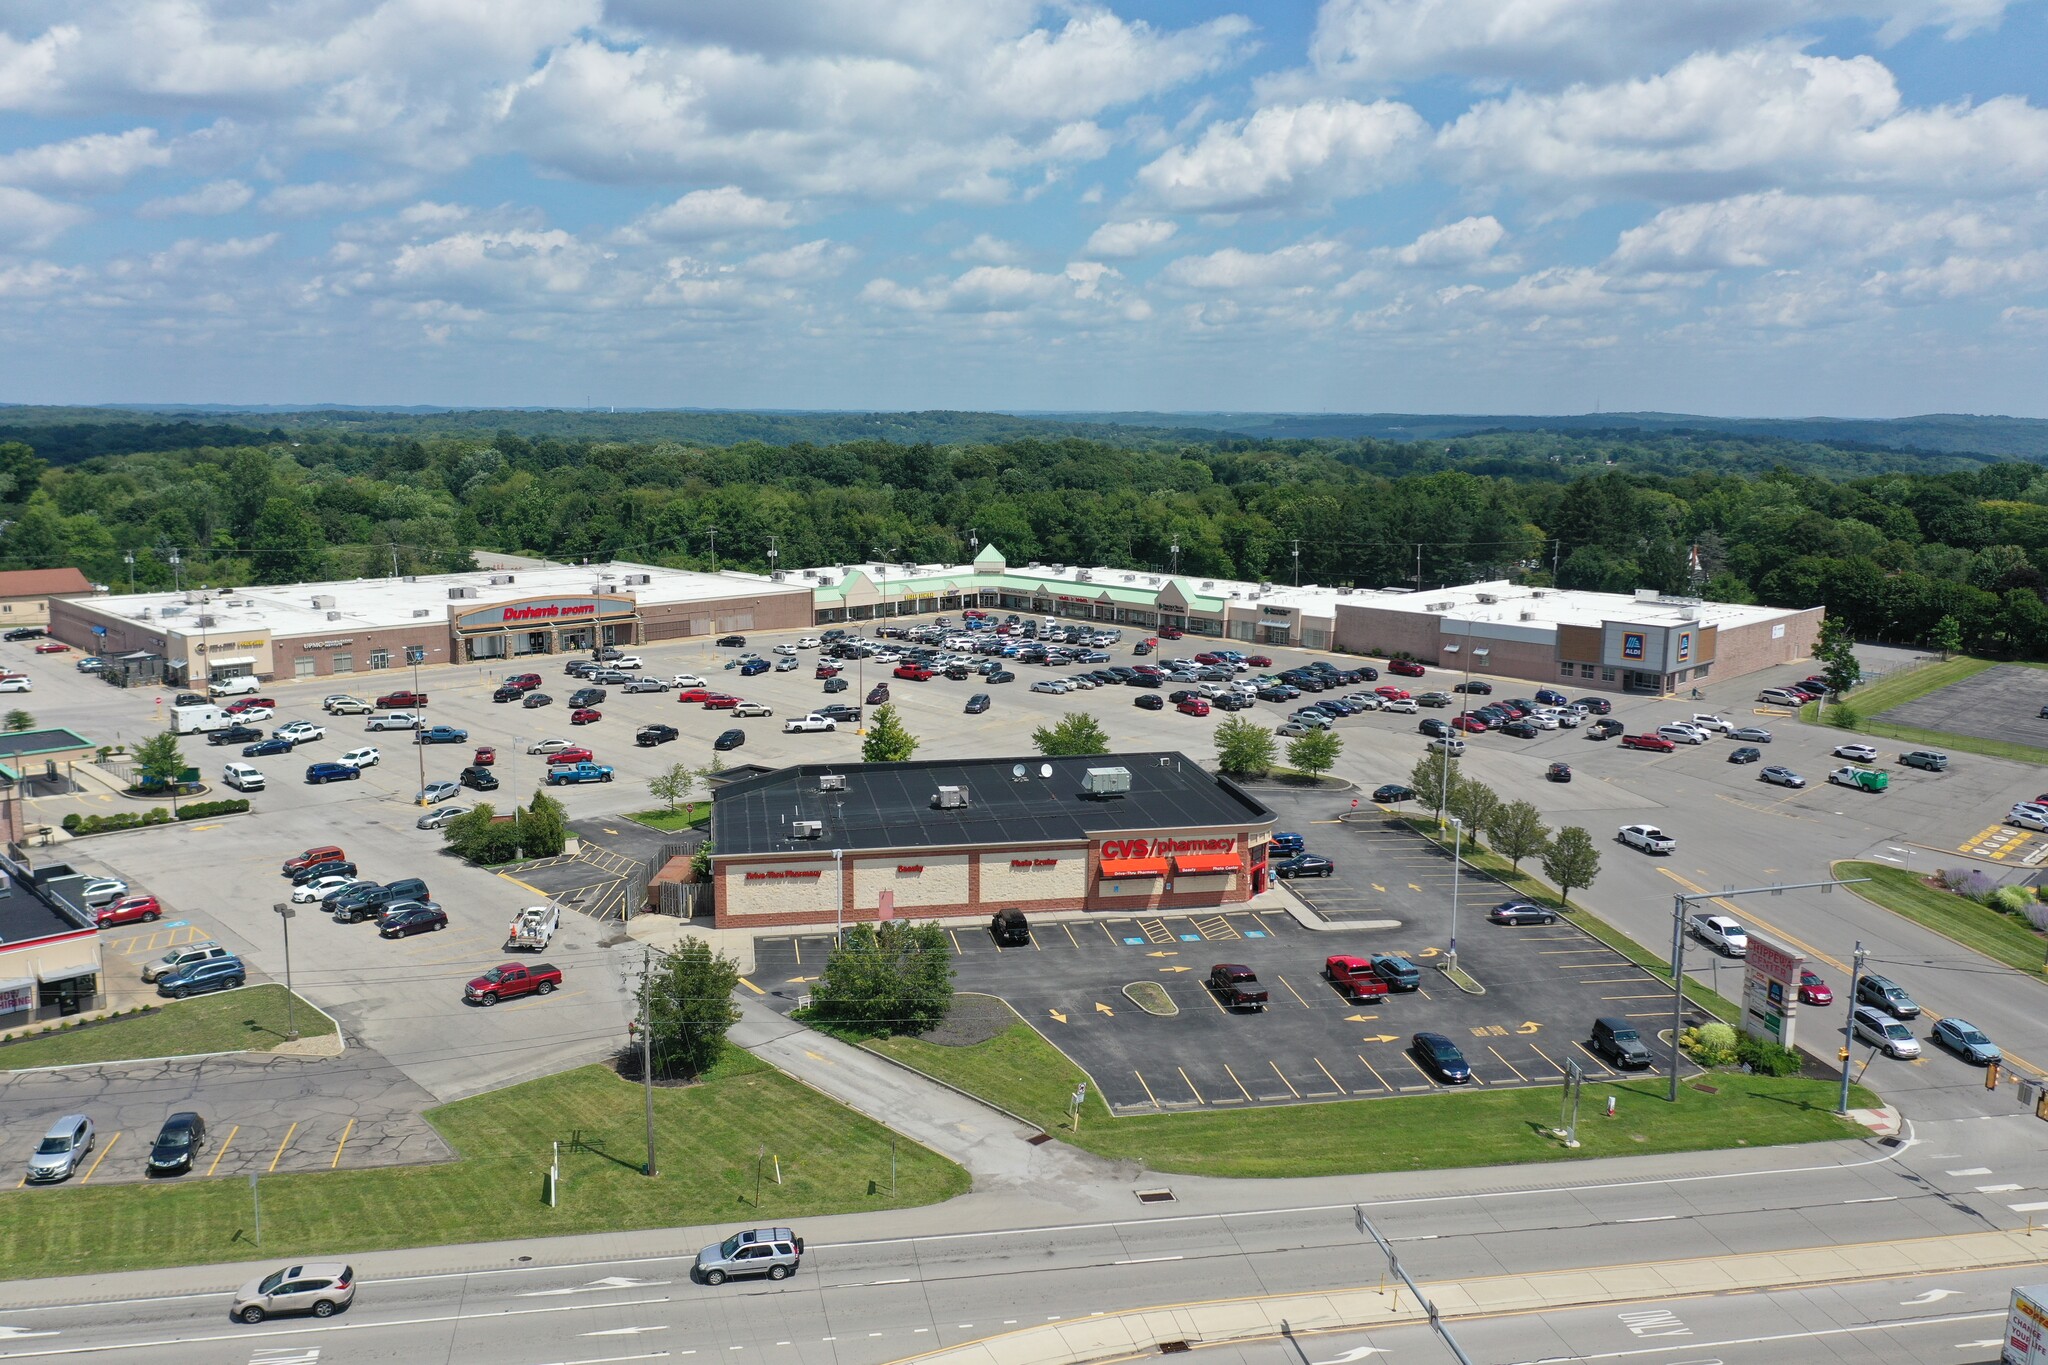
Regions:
[[1735, 1033, 1804, 1077], [2028, 903, 2048, 932], [1680, 1021, 1741, 1067], [1991, 885, 2031, 915], [175, 798, 250, 820], [64, 807, 181, 835]]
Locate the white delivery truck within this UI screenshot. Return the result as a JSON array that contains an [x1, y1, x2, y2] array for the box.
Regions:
[[171, 704, 234, 734], [2007, 1284, 2048, 1364]]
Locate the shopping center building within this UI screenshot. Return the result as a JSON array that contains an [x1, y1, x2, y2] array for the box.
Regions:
[[47, 562, 813, 688], [707, 752, 1277, 929]]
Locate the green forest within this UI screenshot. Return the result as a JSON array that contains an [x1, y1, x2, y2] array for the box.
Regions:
[[3, 411, 2048, 657]]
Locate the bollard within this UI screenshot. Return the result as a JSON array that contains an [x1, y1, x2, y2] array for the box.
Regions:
[[1606, 1095, 1617, 1119]]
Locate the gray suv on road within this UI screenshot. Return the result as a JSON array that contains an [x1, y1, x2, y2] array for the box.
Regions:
[[694, 1227, 804, 1285]]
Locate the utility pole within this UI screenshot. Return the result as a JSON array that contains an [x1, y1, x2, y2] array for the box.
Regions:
[[390, 544, 400, 579], [968, 528, 979, 556], [1838, 940, 1868, 1114], [765, 534, 779, 578], [640, 948, 657, 1177], [1414, 543, 1423, 593], [705, 527, 718, 573], [168, 547, 182, 593], [408, 646, 428, 794], [1553, 539, 1561, 582], [123, 551, 135, 595], [1169, 538, 1180, 576], [272, 903, 298, 1040], [1291, 538, 1301, 587]]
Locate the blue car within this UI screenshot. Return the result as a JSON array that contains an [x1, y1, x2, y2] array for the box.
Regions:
[[305, 762, 361, 784], [739, 658, 771, 676], [414, 725, 469, 745], [1270, 831, 1306, 857], [1413, 1032, 1472, 1084], [242, 737, 295, 757], [157, 955, 246, 999]]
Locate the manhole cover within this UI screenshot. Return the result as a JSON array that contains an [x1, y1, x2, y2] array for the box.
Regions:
[[1135, 1188, 1176, 1204], [1026, 1132, 1053, 1145]]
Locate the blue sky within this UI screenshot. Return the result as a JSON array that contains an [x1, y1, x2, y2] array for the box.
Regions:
[[2, 0, 2047, 417]]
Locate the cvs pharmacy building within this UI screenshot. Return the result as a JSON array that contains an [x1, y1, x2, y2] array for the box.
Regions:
[[708, 752, 1277, 929]]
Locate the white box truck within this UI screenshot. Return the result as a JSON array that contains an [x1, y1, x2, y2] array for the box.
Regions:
[[171, 704, 234, 734], [2007, 1284, 2048, 1364]]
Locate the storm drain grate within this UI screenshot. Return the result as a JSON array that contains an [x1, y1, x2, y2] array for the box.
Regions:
[[1135, 1187, 1176, 1204], [1026, 1132, 1053, 1145], [1159, 1341, 1190, 1353]]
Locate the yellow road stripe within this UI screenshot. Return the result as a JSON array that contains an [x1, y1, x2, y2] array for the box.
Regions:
[[1132, 1070, 1161, 1109], [1486, 1047, 1530, 1082], [1311, 1056, 1346, 1094], [1267, 1061, 1301, 1098], [80, 1132, 117, 1183], [737, 976, 766, 995], [1221, 1063, 1254, 1102], [267, 1122, 298, 1173], [1528, 1043, 1569, 1076], [1176, 1067, 1206, 1104], [330, 1117, 355, 1169], [205, 1125, 239, 1177], [1273, 973, 1313, 1010]]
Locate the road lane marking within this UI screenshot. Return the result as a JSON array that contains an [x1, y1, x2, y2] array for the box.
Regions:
[[1221, 1064, 1254, 1102], [1175, 1067, 1205, 1104], [204, 1125, 238, 1177], [79, 1132, 117, 1183], [1310, 1057, 1346, 1095], [267, 1122, 298, 1173], [1976, 1183, 2022, 1192], [330, 1118, 355, 1168], [1273, 973, 1313, 1009], [1131, 1071, 1161, 1109], [1485, 1047, 1530, 1082], [737, 977, 766, 995], [1355, 1054, 1392, 1091], [1267, 1061, 1301, 1098]]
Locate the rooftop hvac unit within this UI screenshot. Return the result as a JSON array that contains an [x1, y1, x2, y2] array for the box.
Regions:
[[1121, 574, 1135, 583], [184, 591, 205, 604], [413, 609, 432, 618], [139, 608, 153, 618], [791, 820, 824, 840], [771, 570, 785, 582], [448, 587, 477, 599], [1476, 594, 1498, 605], [1075, 569, 1092, 582], [1336, 586, 1353, 595], [312, 595, 337, 609], [1201, 580, 1215, 589], [627, 574, 651, 585], [802, 570, 817, 580], [490, 574, 515, 585], [197, 614, 216, 627], [327, 611, 343, 621], [160, 606, 185, 617], [1531, 589, 1546, 598], [1082, 766, 1132, 796], [819, 774, 847, 793], [1258, 582, 1273, 593], [402, 575, 418, 583], [932, 785, 968, 810], [1428, 601, 1456, 612], [1520, 611, 1535, 621]]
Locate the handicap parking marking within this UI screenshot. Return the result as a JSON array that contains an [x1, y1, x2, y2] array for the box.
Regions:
[[1177, 932, 1203, 941], [1193, 914, 1239, 941], [1122, 935, 1149, 945]]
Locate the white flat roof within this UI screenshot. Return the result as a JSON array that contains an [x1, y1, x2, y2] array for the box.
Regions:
[[1356, 580, 1802, 632], [82, 560, 809, 638]]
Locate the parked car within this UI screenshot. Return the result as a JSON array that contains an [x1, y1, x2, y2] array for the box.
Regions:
[[1451, 680, 1492, 695], [1372, 783, 1414, 802], [715, 728, 746, 750], [459, 765, 498, 791], [1323, 955, 1390, 1002], [1729, 726, 1773, 743], [1620, 732, 1675, 752], [522, 691, 553, 708], [1207, 963, 1269, 1011], [964, 693, 991, 714], [1589, 1017, 1653, 1069], [1900, 749, 1949, 771], [1760, 765, 1807, 787], [1855, 973, 1920, 1018], [1545, 761, 1572, 782], [290, 858, 356, 885], [1832, 742, 1879, 762], [417, 780, 461, 805], [414, 725, 468, 745], [24, 1114, 95, 1184], [1728, 746, 1763, 764], [1488, 900, 1558, 925], [1411, 1032, 1472, 1083], [96, 893, 164, 927], [417, 805, 470, 830], [379, 903, 449, 938], [1588, 718, 1625, 739], [157, 957, 246, 998], [636, 723, 680, 747], [1829, 765, 1888, 792], [1388, 659, 1426, 677], [142, 940, 232, 983], [1370, 953, 1421, 991], [231, 1262, 357, 1324], [1273, 853, 1334, 878], [569, 707, 602, 725], [147, 1111, 207, 1175]]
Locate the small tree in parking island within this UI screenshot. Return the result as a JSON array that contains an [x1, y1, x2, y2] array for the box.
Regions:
[[521, 789, 569, 858], [444, 802, 523, 864], [650, 761, 697, 813], [1446, 778, 1501, 847], [1032, 711, 1110, 757], [1409, 751, 1456, 817], [3, 709, 33, 733], [811, 921, 955, 1038], [631, 938, 740, 1081], [1488, 799, 1550, 869], [134, 730, 187, 790], [1285, 727, 1342, 779], [861, 703, 919, 763], [1542, 825, 1602, 907], [1213, 716, 1276, 778]]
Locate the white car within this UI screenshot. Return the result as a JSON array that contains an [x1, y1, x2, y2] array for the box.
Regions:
[[796, 637, 821, 649], [417, 780, 461, 805], [209, 674, 261, 697], [783, 714, 837, 733], [231, 706, 275, 723], [773, 644, 798, 656], [81, 877, 128, 906], [609, 655, 643, 670], [292, 874, 357, 903], [339, 746, 380, 768], [323, 695, 371, 715], [2010, 805, 2048, 832], [1030, 680, 1067, 694], [1833, 743, 1879, 762], [731, 702, 774, 718], [0, 676, 30, 693], [1380, 697, 1418, 714], [1070, 676, 1097, 689], [417, 805, 470, 830], [1689, 713, 1735, 733], [1524, 710, 1559, 729], [1688, 913, 1749, 956], [274, 721, 325, 743], [528, 737, 574, 754], [1617, 823, 1675, 854], [671, 674, 708, 689]]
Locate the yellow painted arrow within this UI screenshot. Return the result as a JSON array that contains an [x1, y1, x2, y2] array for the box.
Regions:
[[1416, 947, 1440, 957], [1048, 1008, 1069, 1024], [1146, 950, 1178, 958], [785, 975, 817, 984], [1372, 883, 1387, 893], [1095, 1002, 1115, 1016], [1408, 883, 1423, 892], [1361, 1034, 1398, 1044], [1516, 1021, 1542, 1034], [1159, 966, 1192, 974], [1343, 1013, 1379, 1022]]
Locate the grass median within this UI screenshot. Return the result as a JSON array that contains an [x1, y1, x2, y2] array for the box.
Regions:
[[870, 1021, 1876, 1180], [0, 1049, 967, 1281], [1835, 861, 2048, 979], [627, 802, 712, 831], [0, 985, 333, 1071]]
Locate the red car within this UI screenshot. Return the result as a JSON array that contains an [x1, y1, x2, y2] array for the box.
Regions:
[[505, 673, 542, 691], [1374, 685, 1411, 701], [1177, 696, 1211, 716], [1798, 971, 1833, 1005], [33, 640, 68, 654], [1244, 655, 1273, 668], [472, 746, 496, 766], [1450, 714, 1488, 732], [893, 663, 934, 681], [814, 664, 840, 678], [703, 693, 739, 709], [1158, 626, 1184, 639], [1620, 733, 1676, 752], [1388, 659, 1426, 677], [676, 687, 713, 704], [376, 690, 428, 709], [570, 707, 602, 725], [96, 894, 163, 926], [225, 697, 277, 714], [544, 747, 595, 765], [1193, 652, 1223, 665]]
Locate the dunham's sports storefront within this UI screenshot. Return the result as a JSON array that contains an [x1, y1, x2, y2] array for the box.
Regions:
[[453, 593, 641, 661], [711, 826, 1276, 930]]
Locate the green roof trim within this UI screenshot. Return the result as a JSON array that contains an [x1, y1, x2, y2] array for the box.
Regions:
[[972, 543, 1006, 566]]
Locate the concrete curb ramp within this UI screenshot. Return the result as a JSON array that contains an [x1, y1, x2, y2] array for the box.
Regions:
[[885, 1228, 2048, 1365]]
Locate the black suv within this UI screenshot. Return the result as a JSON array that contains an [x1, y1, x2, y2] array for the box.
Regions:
[[330, 878, 431, 922], [460, 765, 499, 790], [492, 684, 524, 703]]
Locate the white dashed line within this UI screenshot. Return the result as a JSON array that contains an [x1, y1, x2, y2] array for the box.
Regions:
[[1947, 1167, 1992, 1176]]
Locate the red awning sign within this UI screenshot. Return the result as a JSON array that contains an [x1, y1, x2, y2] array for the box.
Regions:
[[1099, 857, 1167, 879], [1172, 853, 1240, 875]]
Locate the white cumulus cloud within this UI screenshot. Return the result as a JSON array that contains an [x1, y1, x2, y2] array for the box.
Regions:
[[139, 178, 254, 217], [1084, 218, 1178, 257], [1162, 240, 1346, 290], [0, 126, 170, 191], [0, 185, 88, 247], [1136, 98, 1427, 212], [633, 187, 796, 240]]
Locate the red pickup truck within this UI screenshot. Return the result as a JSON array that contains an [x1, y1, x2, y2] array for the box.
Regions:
[[465, 961, 562, 1005], [1208, 963, 1269, 1011], [1324, 955, 1391, 1003], [893, 663, 934, 681], [376, 690, 429, 708]]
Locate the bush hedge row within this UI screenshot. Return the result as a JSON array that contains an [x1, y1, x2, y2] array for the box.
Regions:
[[62, 798, 250, 835]]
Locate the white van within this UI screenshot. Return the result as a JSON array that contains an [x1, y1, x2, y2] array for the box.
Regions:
[[1757, 688, 1804, 705], [1657, 723, 1709, 745], [221, 763, 265, 792], [209, 674, 261, 697]]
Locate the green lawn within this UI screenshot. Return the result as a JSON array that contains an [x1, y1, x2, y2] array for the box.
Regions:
[[870, 1023, 1875, 1179], [1836, 861, 2048, 979], [627, 802, 711, 831], [1797, 656, 2048, 765], [0, 985, 333, 1071], [0, 1050, 967, 1281]]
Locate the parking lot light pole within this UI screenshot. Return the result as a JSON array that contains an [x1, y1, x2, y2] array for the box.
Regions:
[[1446, 816, 1463, 974], [407, 646, 428, 795], [272, 903, 298, 1041]]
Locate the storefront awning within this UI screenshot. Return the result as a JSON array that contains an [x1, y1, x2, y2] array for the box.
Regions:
[[35, 951, 99, 984], [0, 976, 34, 996], [207, 656, 256, 668], [1099, 857, 1167, 879], [1172, 853, 1240, 875]]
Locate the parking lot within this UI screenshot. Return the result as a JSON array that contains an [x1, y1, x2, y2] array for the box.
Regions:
[[1877, 661, 2047, 749]]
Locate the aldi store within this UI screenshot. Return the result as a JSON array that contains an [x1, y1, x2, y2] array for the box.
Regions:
[[707, 753, 1277, 929]]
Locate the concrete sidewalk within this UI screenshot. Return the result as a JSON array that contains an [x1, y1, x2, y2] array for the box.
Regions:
[[886, 1226, 2048, 1365]]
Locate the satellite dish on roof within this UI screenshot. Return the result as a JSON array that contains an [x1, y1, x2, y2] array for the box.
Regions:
[[1011, 763, 1027, 779], [1039, 763, 1053, 779]]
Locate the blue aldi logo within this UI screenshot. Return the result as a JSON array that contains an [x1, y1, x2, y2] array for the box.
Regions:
[[1621, 632, 1646, 661], [1676, 630, 1693, 663]]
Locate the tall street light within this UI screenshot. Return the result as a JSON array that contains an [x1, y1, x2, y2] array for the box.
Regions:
[[272, 903, 298, 1041], [407, 646, 429, 795], [1446, 816, 1464, 975]]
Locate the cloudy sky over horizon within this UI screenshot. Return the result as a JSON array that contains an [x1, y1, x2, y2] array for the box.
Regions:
[[3, 0, 2047, 417]]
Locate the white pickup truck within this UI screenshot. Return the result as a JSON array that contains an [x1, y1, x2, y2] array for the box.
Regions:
[[1617, 823, 1676, 854], [783, 713, 838, 733], [1687, 913, 1749, 956], [366, 712, 421, 731]]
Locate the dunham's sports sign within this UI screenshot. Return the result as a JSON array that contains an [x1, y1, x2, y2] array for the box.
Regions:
[[1098, 836, 1236, 860], [454, 595, 637, 630]]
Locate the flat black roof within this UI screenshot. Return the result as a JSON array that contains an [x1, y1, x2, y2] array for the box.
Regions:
[[0, 867, 91, 949], [712, 752, 1273, 857], [0, 728, 93, 759]]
